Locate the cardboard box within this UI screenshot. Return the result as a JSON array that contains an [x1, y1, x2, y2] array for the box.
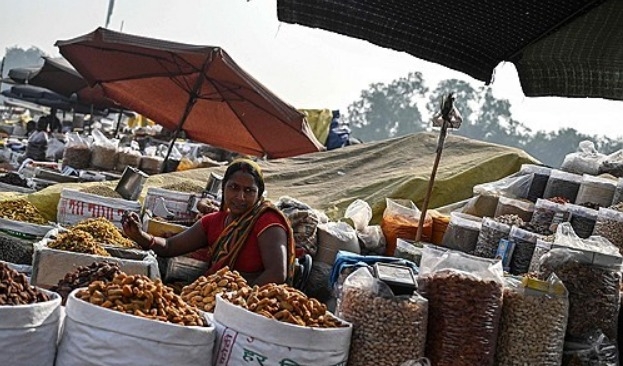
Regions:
[[31, 240, 160, 289], [144, 219, 188, 237]]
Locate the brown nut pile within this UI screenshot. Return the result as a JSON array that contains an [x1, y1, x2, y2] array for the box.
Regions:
[[340, 287, 428, 366], [77, 273, 206, 327], [71, 217, 137, 248], [539, 258, 621, 341], [224, 283, 347, 328], [0, 199, 47, 224], [417, 270, 503, 366], [51, 261, 122, 305], [181, 266, 249, 313], [0, 262, 50, 305], [80, 186, 123, 199], [495, 286, 568, 365], [593, 213, 623, 253], [48, 230, 110, 257], [473, 218, 511, 259]]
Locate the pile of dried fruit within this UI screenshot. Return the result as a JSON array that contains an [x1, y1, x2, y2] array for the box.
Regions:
[[181, 267, 249, 312], [48, 230, 110, 257], [0, 199, 47, 224], [223, 283, 346, 328], [0, 262, 50, 305], [51, 262, 122, 305], [77, 273, 206, 326], [71, 217, 137, 248]]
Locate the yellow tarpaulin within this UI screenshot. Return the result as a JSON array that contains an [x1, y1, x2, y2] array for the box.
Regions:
[[299, 109, 332, 146]]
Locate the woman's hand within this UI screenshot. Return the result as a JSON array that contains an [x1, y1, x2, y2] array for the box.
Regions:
[[196, 198, 220, 218], [121, 211, 148, 247]]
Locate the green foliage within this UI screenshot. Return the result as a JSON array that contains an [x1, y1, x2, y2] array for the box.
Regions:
[[345, 71, 619, 168], [346, 72, 428, 141]]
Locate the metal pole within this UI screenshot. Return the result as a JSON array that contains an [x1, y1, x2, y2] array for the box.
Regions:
[[114, 109, 124, 138], [160, 54, 213, 173]]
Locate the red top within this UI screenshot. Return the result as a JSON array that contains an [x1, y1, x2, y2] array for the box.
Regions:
[[191, 210, 288, 273]]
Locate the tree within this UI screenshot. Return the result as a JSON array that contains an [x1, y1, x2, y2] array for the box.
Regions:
[[345, 71, 428, 142]]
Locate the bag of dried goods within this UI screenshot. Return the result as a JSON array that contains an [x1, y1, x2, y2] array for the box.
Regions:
[[56, 273, 215, 366], [339, 267, 427, 366], [417, 245, 504, 366], [213, 284, 352, 365], [508, 226, 541, 275], [473, 217, 511, 259], [495, 274, 568, 365], [519, 164, 552, 202], [441, 212, 482, 253], [560, 140, 605, 176], [0, 262, 62, 366], [89, 129, 119, 170], [543, 170, 582, 203], [593, 207, 623, 255], [538, 247, 621, 342], [116, 146, 142, 171], [381, 198, 432, 255]]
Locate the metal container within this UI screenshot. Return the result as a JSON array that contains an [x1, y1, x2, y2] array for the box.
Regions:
[[115, 166, 149, 201], [205, 172, 223, 196]]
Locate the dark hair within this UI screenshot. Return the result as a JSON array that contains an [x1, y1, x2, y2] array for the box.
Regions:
[[219, 159, 264, 210]]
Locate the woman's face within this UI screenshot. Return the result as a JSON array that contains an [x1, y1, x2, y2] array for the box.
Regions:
[[223, 170, 260, 216]]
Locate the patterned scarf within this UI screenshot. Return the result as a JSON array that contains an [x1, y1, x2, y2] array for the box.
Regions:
[[207, 200, 296, 285]]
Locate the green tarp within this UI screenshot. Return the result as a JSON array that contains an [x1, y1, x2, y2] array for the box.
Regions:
[[5, 132, 538, 224]]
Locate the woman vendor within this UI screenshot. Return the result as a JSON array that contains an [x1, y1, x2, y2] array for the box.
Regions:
[[122, 159, 296, 286]]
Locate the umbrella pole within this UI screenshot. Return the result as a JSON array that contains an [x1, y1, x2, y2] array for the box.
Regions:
[[89, 104, 94, 134], [160, 55, 213, 173], [114, 109, 124, 138]]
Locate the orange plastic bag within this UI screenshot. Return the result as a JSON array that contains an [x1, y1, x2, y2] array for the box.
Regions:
[[381, 199, 432, 255]]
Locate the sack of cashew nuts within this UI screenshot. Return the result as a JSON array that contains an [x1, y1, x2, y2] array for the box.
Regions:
[[338, 267, 428, 366], [495, 274, 569, 366], [212, 285, 352, 366], [56, 275, 216, 366], [417, 245, 504, 366]]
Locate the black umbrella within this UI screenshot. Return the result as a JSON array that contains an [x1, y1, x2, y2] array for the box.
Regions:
[[277, 0, 623, 100]]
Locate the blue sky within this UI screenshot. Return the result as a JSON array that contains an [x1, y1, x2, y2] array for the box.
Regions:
[[1, 0, 621, 138]]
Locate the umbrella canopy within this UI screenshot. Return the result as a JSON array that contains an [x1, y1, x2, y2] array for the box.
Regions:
[[8, 57, 121, 111], [55, 27, 324, 159], [1, 84, 108, 115], [277, 0, 623, 100]]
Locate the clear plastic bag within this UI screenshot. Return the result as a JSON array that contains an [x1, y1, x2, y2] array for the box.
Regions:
[[567, 204, 598, 239], [340, 268, 428, 366], [116, 147, 142, 171], [441, 212, 482, 253], [543, 170, 582, 202], [381, 199, 432, 255], [560, 140, 606, 176], [473, 217, 511, 259], [593, 207, 623, 253], [90, 129, 119, 170], [495, 274, 568, 366], [538, 248, 621, 341], [599, 149, 623, 178], [562, 332, 619, 366], [508, 226, 541, 275], [519, 164, 552, 202], [494, 196, 535, 222], [417, 245, 503, 366], [611, 177, 623, 206], [575, 174, 616, 208], [528, 238, 553, 273], [530, 198, 570, 235], [63, 132, 92, 169], [344, 199, 372, 232]]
